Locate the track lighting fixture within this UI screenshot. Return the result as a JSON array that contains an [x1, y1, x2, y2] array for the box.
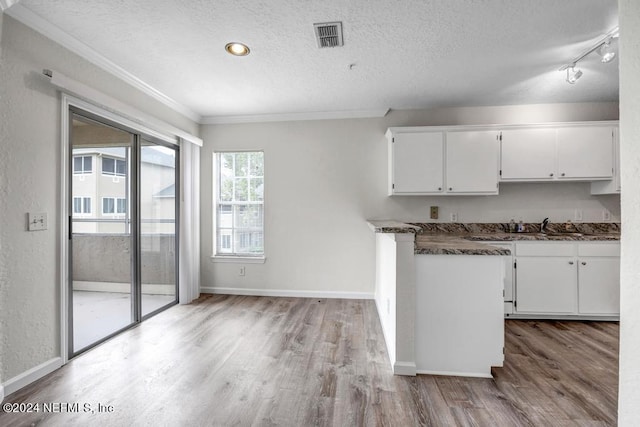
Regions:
[[598, 41, 616, 63], [559, 26, 618, 84], [566, 66, 583, 84]]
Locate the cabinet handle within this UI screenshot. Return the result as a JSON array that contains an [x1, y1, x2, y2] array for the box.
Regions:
[[550, 173, 554, 177], [581, 261, 587, 265], [438, 187, 442, 191], [569, 261, 574, 265], [449, 187, 453, 191], [561, 173, 566, 176]]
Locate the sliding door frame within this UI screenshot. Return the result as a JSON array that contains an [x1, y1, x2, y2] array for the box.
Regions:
[[60, 94, 179, 363]]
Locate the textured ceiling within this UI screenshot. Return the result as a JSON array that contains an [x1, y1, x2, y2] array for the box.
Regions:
[[13, 0, 619, 121]]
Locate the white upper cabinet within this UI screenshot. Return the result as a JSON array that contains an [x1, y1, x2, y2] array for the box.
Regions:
[[446, 131, 499, 194], [387, 121, 617, 195], [500, 124, 615, 182], [389, 131, 444, 194], [387, 128, 499, 195], [557, 126, 614, 179], [500, 128, 556, 180]]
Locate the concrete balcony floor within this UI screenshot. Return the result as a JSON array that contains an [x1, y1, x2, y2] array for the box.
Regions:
[[73, 289, 175, 351]]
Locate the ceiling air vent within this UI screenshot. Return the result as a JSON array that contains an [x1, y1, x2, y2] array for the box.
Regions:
[[314, 22, 343, 48]]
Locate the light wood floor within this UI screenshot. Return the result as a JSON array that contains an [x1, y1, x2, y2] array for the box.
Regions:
[[1, 295, 618, 426]]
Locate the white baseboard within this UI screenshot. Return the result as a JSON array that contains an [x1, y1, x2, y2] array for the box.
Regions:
[[3, 357, 63, 398], [200, 286, 374, 300], [393, 361, 417, 376], [415, 369, 492, 379]]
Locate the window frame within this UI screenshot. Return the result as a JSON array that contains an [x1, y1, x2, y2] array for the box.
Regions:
[[212, 150, 265, 263], [73, 155, 93, 175], [101, 156, 127, 177], [101, 197, 127, 216], [72, 196, 92, 215]]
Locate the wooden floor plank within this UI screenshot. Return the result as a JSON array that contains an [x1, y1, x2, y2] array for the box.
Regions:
[[0, 296, 618, 426]]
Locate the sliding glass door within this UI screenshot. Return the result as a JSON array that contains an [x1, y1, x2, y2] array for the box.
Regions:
[[140, 140, 178, 317], [69, 110, 178, 356]]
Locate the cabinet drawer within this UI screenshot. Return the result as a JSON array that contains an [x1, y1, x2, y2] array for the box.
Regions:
[[515, 242, 575, 256], [578, 242, 620, 257]]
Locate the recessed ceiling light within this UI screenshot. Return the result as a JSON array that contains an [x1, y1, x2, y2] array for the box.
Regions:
[[225, 42, 250, 56]]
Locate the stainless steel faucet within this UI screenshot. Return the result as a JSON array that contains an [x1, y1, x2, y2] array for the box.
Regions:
[[541, 217, 550, 233]]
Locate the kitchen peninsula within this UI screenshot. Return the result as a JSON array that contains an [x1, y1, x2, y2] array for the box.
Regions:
[[369, 220, 508, 378], [368, 220, 621, 378]]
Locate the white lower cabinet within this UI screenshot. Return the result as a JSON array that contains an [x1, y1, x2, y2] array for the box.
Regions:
[[514, 241, 620, 318], [577, 243, 621, 315], [516, 256, 577, 314]]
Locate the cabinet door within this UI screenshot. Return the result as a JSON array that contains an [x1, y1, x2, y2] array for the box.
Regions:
[[515, 257, 577, 314], [557, 127, 614, 179], [500, 128, 556, 180], [591, 127, 620, 194], [578, 257, 620, 315], [391, 132, 444, 194], [445, 131, 499, 193]]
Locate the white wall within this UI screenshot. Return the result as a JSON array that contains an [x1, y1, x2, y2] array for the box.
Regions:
[[618, 0, 640, 424], [0, 16, 198, 385], [200, 103, 619, 296]]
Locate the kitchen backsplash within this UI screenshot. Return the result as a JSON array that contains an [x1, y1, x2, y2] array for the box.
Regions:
[[409, 222, 621, 234]]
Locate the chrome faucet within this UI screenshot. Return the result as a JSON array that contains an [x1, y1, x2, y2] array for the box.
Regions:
[[541, 217, 550, 233]]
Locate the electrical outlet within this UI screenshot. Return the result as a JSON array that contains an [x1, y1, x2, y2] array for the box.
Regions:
[[28, 212, 47, 231], [239, 266, 245, 276], [430, 206, 439, 219], [574, 209, 583, 222], [603, 209, 611, 221], [450, 212, 458, 222]]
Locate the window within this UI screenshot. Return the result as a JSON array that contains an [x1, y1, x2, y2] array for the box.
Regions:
[[102, 197, 127, 215], [73, 197, 91, 215], [73, 155, 92, 174], [102, 156, 126, 176], [215, 152, 264, 256]]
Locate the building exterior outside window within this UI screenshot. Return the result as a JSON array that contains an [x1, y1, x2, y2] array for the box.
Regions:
[[71, 147, 175, 234]]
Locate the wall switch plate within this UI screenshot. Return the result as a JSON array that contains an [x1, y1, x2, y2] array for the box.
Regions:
[[430, 206, 439, 219], [450, 212, 458, 222], [28, 212, 47, 231]]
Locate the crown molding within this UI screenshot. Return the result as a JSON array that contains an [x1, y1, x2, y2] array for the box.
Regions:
[[201, 108, 390, 125], [0, 0, 20, 12], [5, 4, 202, 123]]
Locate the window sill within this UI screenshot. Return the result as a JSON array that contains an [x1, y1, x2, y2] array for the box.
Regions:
[[211, 255, 266, 264]]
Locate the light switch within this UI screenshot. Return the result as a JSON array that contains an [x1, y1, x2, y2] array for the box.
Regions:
[[28, 212, 48, 231]]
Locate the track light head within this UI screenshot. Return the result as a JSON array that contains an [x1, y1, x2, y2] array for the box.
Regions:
[[566, 66, 583, 84], [598, 41, 616, 63]]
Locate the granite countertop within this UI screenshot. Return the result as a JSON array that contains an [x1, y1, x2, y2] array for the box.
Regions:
[[367, 220, 621, 256], [367, 220, 422, 233], [414, 234, 512, 255]]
